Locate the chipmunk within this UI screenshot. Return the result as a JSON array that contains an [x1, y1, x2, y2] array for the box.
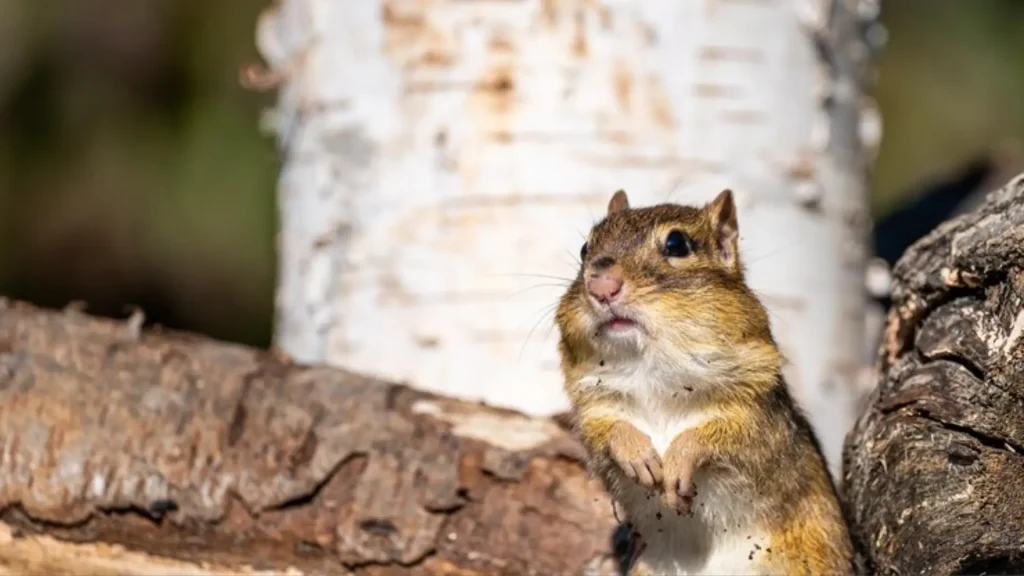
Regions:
[[555, 189, 854, 575]]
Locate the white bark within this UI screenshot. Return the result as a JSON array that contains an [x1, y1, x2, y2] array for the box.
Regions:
[[256, 0, 882, 474]]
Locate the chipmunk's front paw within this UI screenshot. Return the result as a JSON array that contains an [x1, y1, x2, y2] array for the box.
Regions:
[[661, 470, 696, 515], [661, 432, 702, 514], [608, 421, 663, 488]]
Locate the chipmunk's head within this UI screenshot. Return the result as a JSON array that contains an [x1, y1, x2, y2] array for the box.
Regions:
[[556, 189, 777, 373]]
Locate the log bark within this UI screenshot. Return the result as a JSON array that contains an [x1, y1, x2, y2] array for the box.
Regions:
[[0, 300, 622, 575], [843, 172, 1024, 575]]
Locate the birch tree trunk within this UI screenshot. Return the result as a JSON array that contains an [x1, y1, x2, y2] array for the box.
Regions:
[[254, 0, 882, 473]]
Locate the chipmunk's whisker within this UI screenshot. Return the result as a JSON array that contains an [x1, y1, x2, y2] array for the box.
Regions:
[[516, 302, 560, 365], [489, 272, 575, 284], [503, 283, 571, 301]]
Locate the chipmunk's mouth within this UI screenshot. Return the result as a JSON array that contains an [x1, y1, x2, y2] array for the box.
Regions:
[[601, 317, 639, 332], [595, 312, 646, 338]]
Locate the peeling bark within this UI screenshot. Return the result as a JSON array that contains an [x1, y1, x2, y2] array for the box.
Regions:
[[0, 300, 620, 575], [843, 173, 1024, 575]]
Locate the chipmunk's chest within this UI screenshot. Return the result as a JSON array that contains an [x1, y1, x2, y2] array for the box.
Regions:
[[584, 363, 713, 456], [627, 403, 713, 457]]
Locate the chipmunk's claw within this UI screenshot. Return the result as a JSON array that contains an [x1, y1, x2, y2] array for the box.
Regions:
[[614, 448, 663, 488], [661, 433, 700, 514], [661, 473, 696, 514], [608, 422, 663, 488]]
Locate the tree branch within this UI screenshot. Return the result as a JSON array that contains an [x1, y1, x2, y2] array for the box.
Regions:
[[0, 300, 621, 575]]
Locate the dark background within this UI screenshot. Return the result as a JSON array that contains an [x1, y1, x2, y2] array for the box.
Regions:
[[1, 0, 1022, 347]]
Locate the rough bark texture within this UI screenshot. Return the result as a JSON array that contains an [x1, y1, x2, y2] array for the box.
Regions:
[[0, 300, 622, 575], [843, 173, 1024, 576]]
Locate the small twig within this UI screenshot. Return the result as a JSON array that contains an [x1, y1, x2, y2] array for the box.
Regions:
[[239, 62, 287, 92]]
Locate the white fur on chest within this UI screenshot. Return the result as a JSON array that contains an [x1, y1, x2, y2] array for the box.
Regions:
[[579, 359, 716, 456], [619, 472, 772, 575], [578, 360, 772, 574], [630, 403, 714, 457]]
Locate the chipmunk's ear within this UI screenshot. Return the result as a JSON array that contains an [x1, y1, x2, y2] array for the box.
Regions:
[[707, 189, 739, 270], [607, 189, 630, 215]]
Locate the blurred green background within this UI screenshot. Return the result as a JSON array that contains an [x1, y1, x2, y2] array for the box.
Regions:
[[0, 0, 1022, 347]]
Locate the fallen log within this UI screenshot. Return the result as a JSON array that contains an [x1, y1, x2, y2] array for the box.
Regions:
[[843, 173, 1024, 575], [0, 300, 623, 575]]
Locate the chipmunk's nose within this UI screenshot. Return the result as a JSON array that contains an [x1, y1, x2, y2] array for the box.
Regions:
[[586, 259, 624, 305]]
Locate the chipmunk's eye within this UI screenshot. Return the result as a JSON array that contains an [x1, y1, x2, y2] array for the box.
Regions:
[[663, 230, 694, 258], [580, 242, 589, 262]]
